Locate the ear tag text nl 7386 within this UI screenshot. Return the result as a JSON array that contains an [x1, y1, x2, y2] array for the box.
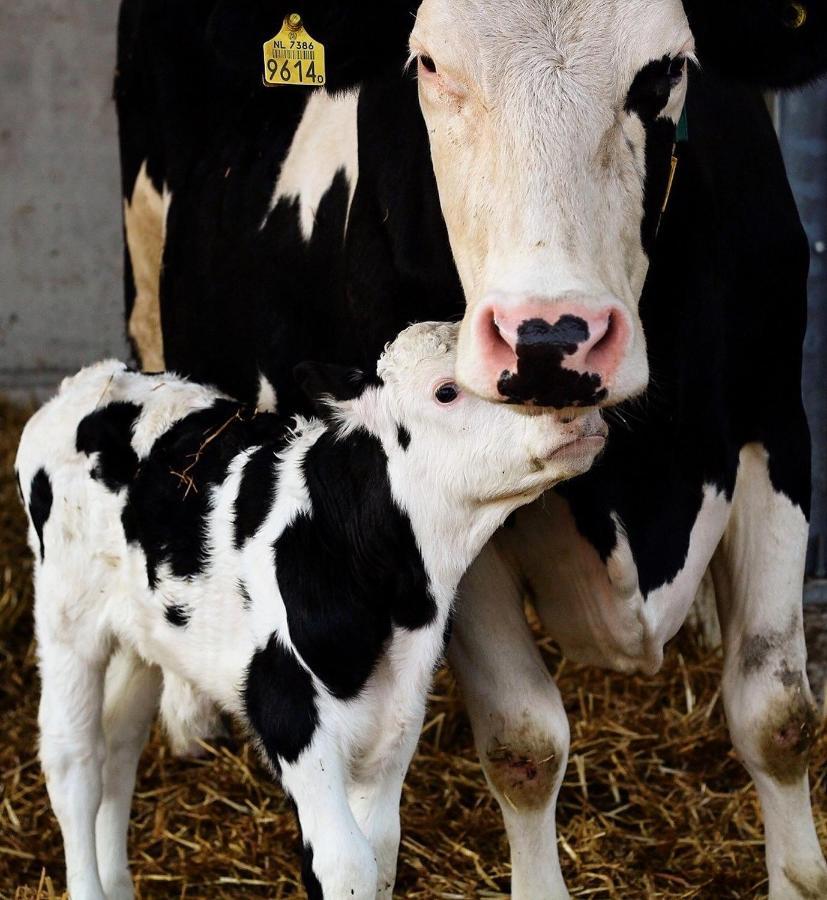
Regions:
[[263, 13, 326, 87]]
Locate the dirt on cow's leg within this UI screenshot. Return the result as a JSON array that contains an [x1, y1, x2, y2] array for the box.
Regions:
[[712, 444, 827, 900]]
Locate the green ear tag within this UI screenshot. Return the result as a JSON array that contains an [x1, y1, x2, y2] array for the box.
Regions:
[[676, 108, 689, 143]]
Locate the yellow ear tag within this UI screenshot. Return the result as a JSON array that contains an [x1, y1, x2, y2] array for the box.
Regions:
[[262, 13, 326, 87]]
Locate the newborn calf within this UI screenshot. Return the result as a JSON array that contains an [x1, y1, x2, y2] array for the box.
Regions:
[[16, 322, 606, 900]]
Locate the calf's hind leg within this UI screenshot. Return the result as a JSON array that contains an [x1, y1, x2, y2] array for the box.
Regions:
[[711, 444, 827, 899], [37, 627, 109, 900], [450, 543, 571, 900], [95, 647, 161, 900]]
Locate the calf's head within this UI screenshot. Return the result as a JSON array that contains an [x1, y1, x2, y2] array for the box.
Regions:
[[410, 0, 693, 407], [296, 322, 606, 519]]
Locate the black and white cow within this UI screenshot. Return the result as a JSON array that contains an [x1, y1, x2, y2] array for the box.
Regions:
[[16, 322, 606, 900], [115, 0, 827, 895]]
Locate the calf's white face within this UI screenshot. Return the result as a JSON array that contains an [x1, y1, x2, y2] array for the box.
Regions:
[[411, 0, 693, 408], [332, 322, 606, 512]]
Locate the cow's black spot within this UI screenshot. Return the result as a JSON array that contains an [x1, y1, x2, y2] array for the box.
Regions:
[[396, 424, 411, 451], [14, 470, 24, 504], [301, 843, 324, 900], [234, 445, 279, 548], [121, 401, 289, 589], [625, 56, 676, 122], [497, 316, 607, 408], [164, 603, 190, 627], [29, 469, 53, 562], [76, 402, 142, 491], [244, 632, 319, 765], [275, 428, 435, 701]]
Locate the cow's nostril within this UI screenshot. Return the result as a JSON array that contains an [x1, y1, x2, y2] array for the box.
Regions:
[[583, 311, 620, 373]]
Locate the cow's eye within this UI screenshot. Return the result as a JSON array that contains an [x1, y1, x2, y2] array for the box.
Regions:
[[669, 56, 685, 86], [434, 382, 460, 404], [419, 55, 437, 75]]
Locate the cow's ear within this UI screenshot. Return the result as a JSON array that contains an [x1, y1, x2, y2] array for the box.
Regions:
[[683, 0, 827, 89], [293, 362, 373, 417]]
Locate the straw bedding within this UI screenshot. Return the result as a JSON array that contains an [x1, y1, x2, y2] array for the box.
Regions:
[[1, 397, 825, 899]]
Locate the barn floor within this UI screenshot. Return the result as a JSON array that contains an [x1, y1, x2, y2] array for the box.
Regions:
[[2, 398, 826, 900]]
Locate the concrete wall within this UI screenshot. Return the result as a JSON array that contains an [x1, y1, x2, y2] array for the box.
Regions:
[[0, 0, 128, 395]]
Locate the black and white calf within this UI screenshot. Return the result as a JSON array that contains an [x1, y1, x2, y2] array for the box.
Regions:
[[16, 322, 606, 900]]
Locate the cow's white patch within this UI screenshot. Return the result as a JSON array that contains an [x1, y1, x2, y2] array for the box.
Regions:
[[256, 373, 278, 412], [264, 90, 360, 239], [124, 162, 170, 372]]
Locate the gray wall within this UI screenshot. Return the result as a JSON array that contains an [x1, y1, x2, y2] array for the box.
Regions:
[[779, 83, 827, 581], [0, 0, 128, 394]]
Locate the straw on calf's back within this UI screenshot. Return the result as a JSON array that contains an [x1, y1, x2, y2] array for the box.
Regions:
[[15, 322, 606, 900]]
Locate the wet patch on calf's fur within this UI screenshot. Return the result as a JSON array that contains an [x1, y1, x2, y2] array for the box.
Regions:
[[759, 692, 819, 784], [484, 729, 561, 810]]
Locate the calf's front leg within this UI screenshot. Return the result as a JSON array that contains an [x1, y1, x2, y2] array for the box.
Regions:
[[711, 444, 827, 899], [348, 714, 423, 898], [277, 729, 379, 899], [450, 544, 571, 900]]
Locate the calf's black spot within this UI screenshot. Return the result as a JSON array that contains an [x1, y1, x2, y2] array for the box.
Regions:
[[396, 424, 411, 451], [121, 401, 289, 588], [244, 633, 319, 765], [234, 445, 279, 548], [302, 844, 324, 900], [76, 402, 142, 491], [29, 468, 53, 561], [164, 604, 190, 627], [497, 316, 607, 408], [275, 428, 436, 701]]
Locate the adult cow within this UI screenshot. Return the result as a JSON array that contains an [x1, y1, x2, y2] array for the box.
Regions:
[[115, 0, 827, 896]]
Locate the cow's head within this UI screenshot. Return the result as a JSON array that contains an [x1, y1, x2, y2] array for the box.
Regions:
[[409, 0, 693, 407]]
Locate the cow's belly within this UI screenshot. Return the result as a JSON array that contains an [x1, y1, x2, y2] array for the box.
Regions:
[[496, 486, 731, 674]]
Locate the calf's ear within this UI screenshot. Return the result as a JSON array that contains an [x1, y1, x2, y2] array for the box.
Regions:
[[293, 362, 373, 417], [683, 0, 827, 88]]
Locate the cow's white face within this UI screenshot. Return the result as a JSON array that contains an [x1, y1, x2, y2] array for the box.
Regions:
[[410, 0, 693, 408]]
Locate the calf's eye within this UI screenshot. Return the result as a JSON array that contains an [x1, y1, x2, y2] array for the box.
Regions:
[[434, 382, 460, 404], [419, 55, 437, 75]]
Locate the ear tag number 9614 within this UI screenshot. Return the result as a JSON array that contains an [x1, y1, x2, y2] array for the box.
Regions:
[[262, 13, 326, 87]]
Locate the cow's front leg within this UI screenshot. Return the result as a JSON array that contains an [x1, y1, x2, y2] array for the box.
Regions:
[[450, 543, 570, 900], [278, 729, 379, 900], [711, 444, 827, 899]]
